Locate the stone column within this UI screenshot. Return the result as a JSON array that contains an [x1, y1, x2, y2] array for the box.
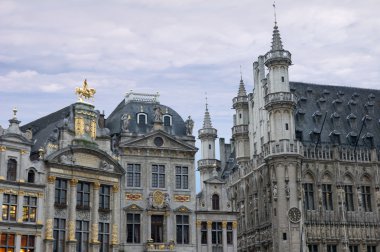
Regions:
[[222, 221, 227, 252], [0, 146, 6, 179], [44, 176, 55, 251], [90, 181, 100, 252], [0, 190, 4, 220], [17, 191, 24, 223], [35, 236, 42, 251], [37, 192, 44, 225], [207, 221, 212, 252], [196, 220, 202, 252], [15, 234, 21, 251], [166, 212, 173, 243], [232, 221, 238, 252], [67, 178, 78, 252], [111, 184, 120, 252], [147, 213, 152, 241]]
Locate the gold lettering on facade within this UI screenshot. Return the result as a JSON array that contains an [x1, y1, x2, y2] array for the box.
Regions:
[[90, 120, 97, 139], [126, 193, 142, 201], [174, 195, 190, 202], [75, 117, 85, 136]]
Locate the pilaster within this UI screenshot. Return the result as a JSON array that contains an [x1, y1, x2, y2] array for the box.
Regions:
[[232, 221, 237, 252], [15, 234, 21, 252], [16, 191, 24, 223], [90, 181, 101, 252], [196, 220, 202, 252], [111, 184, 120, 251], [222, 221, 227, 252], [68, 178, 78, 244], [207, 221, 212, 252]]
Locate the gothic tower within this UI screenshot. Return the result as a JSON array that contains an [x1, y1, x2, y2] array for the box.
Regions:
[[198, 102, 218, 190], [264, 21, 303, 252]]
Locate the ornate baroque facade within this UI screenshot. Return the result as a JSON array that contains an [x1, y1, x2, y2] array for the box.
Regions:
[[221, 21, 380, 252], [0, 84, 237, 252]]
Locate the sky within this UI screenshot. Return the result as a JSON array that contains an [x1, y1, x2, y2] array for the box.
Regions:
[[1, 0, 380, 158]]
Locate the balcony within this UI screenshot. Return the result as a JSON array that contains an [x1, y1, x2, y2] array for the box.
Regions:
[[264, 50, 292, 65], [197, 159, 221, 169], [198, 128, 217, 138], [264, 92, 296, 109], [232, 96, 248, 109], [232, 125, 249, 136], [263, 140, 303, 159]]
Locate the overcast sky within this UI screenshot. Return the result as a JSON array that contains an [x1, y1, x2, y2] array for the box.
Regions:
[[1, 0, 380, 152]]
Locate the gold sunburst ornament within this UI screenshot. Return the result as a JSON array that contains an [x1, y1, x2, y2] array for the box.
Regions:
[[75, 79, 96, 102]]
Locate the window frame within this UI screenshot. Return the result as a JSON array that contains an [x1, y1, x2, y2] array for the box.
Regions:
[[137, 113, 147, 125], [76, 182, 91, 209], [21, 235, 35, 252], [212, 194, 220, 210], [126, 213, 141, 244], [23, 195, 37, 222], [227, 222, 233, 244], [152, 165, 165, 188], [175, 166, 189, 189], [7, 158, 17, 181], [176, 215, 190, 244], [211, 222, 223, 245], [361, 185, 372, 212], [304, 183, 315, 210], [163, 115, 172, 126], [99, 185, 111, 210], [54, 179, 68, 206], [0, 233, 15, 251], [201, 222, 207, 244], [344, 185, 355, 211], [99, 222, 110, 252], [27, 169, 36, 183], [2, 194, 17, 221], [76, 220, 89, 252], [126, 164, 141, 188], [322, 184, 333, 211], [53, 218, 66, 252]]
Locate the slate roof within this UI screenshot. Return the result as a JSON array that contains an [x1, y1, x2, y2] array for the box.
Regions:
[[106, 100, 187, 136], [291, 82, 380, 148]]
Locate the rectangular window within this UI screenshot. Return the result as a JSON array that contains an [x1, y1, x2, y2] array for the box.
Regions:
[[344, 185, 355, 211], [127, 164, 141, 187], [304, 183, 315, 210], [55, 179, 67, 206], [322, 184, 333, 211], [76, 220, 89, 252], [53, 218, 66, 252], [2, 194, 17, 221], [201, 222, 207, 244], [327, 245, 337, 252], [212, 222, 223, 244], [227, 222, 233, 244], [307, 244, 318, 252], [349, 245, 359, 252], [152, 165, 165, 188], [285, 123, 289, 130], [281, 76, 285, 82], [99, 222, 110, 252], [175, 166, 189, 189], [77, 182, 90, 209], [126, 213, 141, 243], [23, 196, 37, 222], [21, 235, 35, 252], [176, 215, 189, 244], [99, 185, 111, 210], [361, 186, 372, 212], [367, 246, 376, 252], [0, 233, 15, 252]]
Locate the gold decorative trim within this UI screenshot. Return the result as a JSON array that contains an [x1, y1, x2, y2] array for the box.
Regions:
[[112, 184, 119, 193], [93, 181, 101, 190], [75, 117, 85, 136], [196, 220, 202, 227], [20, 150, 28, 155], [90, 120, 97, 139], [0, 176, 4, 180], [70, 179, 78, 186], [222, 221, 227, 229], [174, 194, 190, 202], [91, 223, 99, 243], [0, 146, 7, 152], [111, 224, 118, 245], [47, 176, 56, 184], [75, 79, 96, 102], [207, 221, 212, 229], [232, 221, 237, 229], [68, 220, 76, 241], [45, 219, 54, 240], [126, 193, 142, 201]]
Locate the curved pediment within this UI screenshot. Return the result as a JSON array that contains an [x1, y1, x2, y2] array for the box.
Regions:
[[46, 146, 124, 174], [173, 205, 192, 213]]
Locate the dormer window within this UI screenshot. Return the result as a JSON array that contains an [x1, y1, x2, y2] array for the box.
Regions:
[[137, 113, 147, 125], [163, 115, 172, 126], [212, 194, 220, 210], [27, 170, 35, 183]]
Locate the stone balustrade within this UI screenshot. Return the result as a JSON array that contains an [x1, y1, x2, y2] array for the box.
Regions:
[[197, 159, 221, 168], [264, 50, 292, 64], [264, 91, 296, 108], [145, 242, 175, 251], [232, 125, 249, 136], [263, 140, 303, 159]]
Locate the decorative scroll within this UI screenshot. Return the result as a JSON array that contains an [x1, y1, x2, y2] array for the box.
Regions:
[[174, 195, 190, 202], [126, 193, 142, 201]]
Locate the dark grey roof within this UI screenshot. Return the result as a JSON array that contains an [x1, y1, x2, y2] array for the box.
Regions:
[[106, 100, 187, 136], [21, 106, 72, 153], [291, 82, 380, 147]]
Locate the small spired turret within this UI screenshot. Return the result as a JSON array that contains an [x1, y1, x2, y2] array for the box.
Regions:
[[198, 102, 220, 190]]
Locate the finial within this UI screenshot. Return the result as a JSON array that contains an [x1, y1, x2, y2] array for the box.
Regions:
[[240, 65, 243, 81], [75, 79, 96, 102], [273, 1, 277, 26], [205, 92, 208, 110], [12, 107, 18, 119]]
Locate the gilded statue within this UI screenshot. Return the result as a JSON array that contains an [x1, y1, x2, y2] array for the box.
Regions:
[[75, 79, 96, 102]]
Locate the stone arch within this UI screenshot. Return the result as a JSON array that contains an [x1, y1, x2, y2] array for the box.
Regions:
[[360, 173, 372, 184], [343, 172, 354, 184], [303, 170, 315, 183], [321, 171, 333, 183]]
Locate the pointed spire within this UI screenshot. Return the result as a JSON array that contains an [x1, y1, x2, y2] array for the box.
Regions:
[[238, 69, 247, 97], [202, 96, 213, 129], [271, 2, 283, 51]]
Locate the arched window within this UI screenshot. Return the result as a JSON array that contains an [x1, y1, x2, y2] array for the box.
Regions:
[[27, 170, 35, 183], [7, 159, 17, 181], [212, 194, 220, 210], [137, 113, 147, 125], [163, 115, 172, 126]]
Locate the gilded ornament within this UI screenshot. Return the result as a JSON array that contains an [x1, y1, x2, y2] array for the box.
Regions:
[[207, 220, 212, 229], [0, 146, 7, 152], [70, 179, 78, 186], [68, 220, 76, 241], [174, 195, 190, 202], [47, 176, 56, 184], [20, 150, 28, 155], [153, 190, 165, 207], [222, 221, 227, 229], [93, 181, 101, 190], [75, 117, 85, 136], [126, 193, 142, 201], [111, 224, 119, 245], [75, 79, 96, 102], [90, 120, 97, 139], [232, 221, 238, 229], [112, 184, 119, 193], [196, 220, 202, 227], [91, 223, 99, 243], [45, 219, 54, 240]]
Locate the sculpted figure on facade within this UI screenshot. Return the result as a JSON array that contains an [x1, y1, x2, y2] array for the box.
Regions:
[[185, 116, 194, 135], [153, 106, 163, 122], [121, 113, 131, 132]]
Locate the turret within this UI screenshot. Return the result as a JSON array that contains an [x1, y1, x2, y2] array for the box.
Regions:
[[198, 102, 220, 189], [232, 77, 250, 162]]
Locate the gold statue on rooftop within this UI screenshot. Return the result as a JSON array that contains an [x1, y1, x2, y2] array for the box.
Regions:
[[75, 79, 96, 102]]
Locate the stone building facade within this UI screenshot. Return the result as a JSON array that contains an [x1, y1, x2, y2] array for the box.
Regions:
[[221, 21, 380, 252], [0, 87, 237, 252]]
